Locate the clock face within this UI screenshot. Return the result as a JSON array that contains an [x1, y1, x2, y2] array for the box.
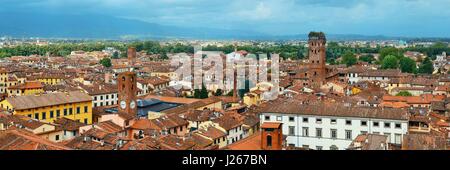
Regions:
[[120, 100, 127, 109], [130, 100, 136, 109]]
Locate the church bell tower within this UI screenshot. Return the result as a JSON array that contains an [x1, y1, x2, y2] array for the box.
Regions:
[[117, 71, 137, 115]]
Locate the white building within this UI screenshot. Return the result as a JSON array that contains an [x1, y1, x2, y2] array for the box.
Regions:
[[79, 84, 118, 108], [259, 101, 409, 150]]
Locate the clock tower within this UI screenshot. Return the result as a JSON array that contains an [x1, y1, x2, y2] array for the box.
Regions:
[[117, 71, 137, 115]]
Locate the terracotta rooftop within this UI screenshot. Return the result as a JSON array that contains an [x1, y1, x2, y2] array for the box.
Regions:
[[260, 98, 409, 120], [226, 133, 262, 150], [197, 126, 227, 140], [261, 122, 282, 129], [0, 128, 71, 150], [8, 81, 44, 90], [53, 117, 85, 131], [5, 91, 92, 110]]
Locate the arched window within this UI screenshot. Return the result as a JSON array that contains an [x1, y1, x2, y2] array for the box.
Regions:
[[266, 135, 272, 147]]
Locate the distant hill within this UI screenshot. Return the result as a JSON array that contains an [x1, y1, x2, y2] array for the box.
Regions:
[[0, 12, 268, 40], [1, 12, 441, 41]]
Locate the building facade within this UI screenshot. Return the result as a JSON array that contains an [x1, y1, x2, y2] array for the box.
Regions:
[[259, 102, 409, 150]]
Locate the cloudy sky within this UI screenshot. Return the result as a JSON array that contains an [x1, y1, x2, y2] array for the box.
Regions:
[[1, 0, 450, 37]]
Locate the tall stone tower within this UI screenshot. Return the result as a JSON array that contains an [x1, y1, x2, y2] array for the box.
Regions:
[[118, 71, 137, 115], [308, 32, 327, 88], [127, 47, 137, 69]]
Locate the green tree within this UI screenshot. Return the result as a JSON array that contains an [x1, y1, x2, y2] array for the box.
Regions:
[[194, 84, 209, 99], [99, 58, 112, 67], [160, 53, 168, 60], [381, 55, 399, 69], [359, 54, 375, 64], [342, 51, 357, 67], [396, 91, 413, 96], [379, 47, 403, 61], [399, 57, 417, 73], [112, 51, 119, 59], [215, 89, 223, 96], [418, 57, 434, 74]]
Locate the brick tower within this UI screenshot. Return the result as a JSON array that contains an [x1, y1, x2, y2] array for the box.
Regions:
[[307, 32, 327, 89], [127, 47, 137, 68], [118, 71, 137, 115]]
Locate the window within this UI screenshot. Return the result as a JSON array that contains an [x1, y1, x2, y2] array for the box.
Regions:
[[276, 116, 282, 121], [34, 113, 39, 120], [50, 111, 54, 118], [331, 119, 337, 124], [64, 109, 67, 116], [288, 126, 295, 136], [345, 130, 352, 140], [84, 119, 88, 124], [395, 123, 401, 129], [289, 117, 295, 122], [76, 107, 80, 114], [69, 108, 73, 115], [264, 116, 270, 121], [361, 131, 368, 135], [361, 121, 367, 126], [56, 110, 60, 118], [42, 112, 46, 120], [100, 96, 103, 100], [55, 135, 60, 141], [106, 95, 109, 100], [84, 106, 88, 113], [384, 122, 391, 128], [302, 145, 309, 149], [373, 122, 379, 127], [316, 118, 322, 123], [303, 117, 309, 123], [331, 129, 337, 139], [316, 146, 323, 150], [28, 114, 32, 118], [394, 134, 402, 144], [302, 127, 309, 137], [94, 96, 97, 100], [316, 128, 322, 138], [345, 120, 352, 125]]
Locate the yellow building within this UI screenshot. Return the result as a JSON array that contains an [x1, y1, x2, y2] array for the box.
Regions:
[[243, 90, 263, 106], [36, 74, 64, 85], [7, 81, 44, 96], [351, 86, 362, 95], [0, 91, 93, 124]]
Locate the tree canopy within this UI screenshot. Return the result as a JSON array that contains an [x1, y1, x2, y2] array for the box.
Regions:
[[418, 57, 434, 74], [381, 55, 399, 69], [342, 51, 357, 67], [399, 57, 417, 73]]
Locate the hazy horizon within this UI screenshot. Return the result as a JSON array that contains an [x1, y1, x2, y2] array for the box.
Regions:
[[1, 0, 450, 38]]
